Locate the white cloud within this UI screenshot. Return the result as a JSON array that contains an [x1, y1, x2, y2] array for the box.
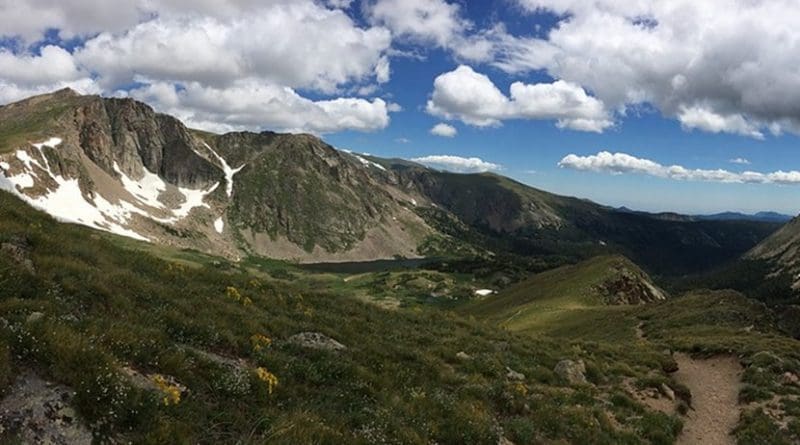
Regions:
[[412, 155, 502, 173], [128, 80, 393, 134], [677, 105, 764, 139], [327, 0, 353, 8], [426, 65, 612, 132], [729, 157, 751, 165], [0, 0, 396, 134], [0, 45, 86, 86], [0, 78, 100, 104], [559, 151, 800, 185], [430, 123, 457, 137], [492, 0, 800, 137], [0, 0, 145, 42], [76, 2, 391, 93], [363, 0, 468, 48]]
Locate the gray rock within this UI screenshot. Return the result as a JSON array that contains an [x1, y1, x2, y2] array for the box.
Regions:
[[26, 312, 44, 323], [554, 359, 588, 385], [287, 332, 347, 352], [498, 435, 516, 445], [0, 372, 92, 444], [781, 372, 799, 386], [1, 236, 35, 274], [456, 351, 472, 360], [660, 383, 676, 400], [505, 367, 525, 381]]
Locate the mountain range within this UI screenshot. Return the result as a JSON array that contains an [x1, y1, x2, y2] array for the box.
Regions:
[[2, 89, 800, 444], [0, 89, 789, 278]]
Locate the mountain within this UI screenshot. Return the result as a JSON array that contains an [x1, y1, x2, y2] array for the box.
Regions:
[[0, 90, 782, 274], [383, 163, 781, 275], [0, 89, 433, 262], [695, 211, 794, 223], [746, 216, 800, 287]]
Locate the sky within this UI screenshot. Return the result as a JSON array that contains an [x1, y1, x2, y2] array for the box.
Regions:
[[2, 0, 800, 215]]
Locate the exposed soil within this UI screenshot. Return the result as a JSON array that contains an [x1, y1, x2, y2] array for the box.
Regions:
[[673, 353, 743, 445]]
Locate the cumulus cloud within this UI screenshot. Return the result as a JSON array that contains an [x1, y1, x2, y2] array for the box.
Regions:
[[128, 81, 394, 134], [729, 158, 751, 165], [430, 123, 457, 137], [0, 0, 394, 134], [559, 151, 800, 185], [490, 0, 800, 137], [76, 3, 391, 93], [412, 155, 502, 173], [363, 0, 468, 48], [427, 65, 612, 132]]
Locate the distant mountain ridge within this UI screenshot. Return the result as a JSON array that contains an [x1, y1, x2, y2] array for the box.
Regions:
[[695, 211, 793, 223], [615, 207, 793, 223], [0, 89, 783, 274]]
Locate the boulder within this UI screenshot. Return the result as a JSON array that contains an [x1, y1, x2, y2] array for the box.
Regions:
[[781, 372, 799, 386], [456, 351, 472, 360], [287, 332, 347, 352], [26, 311, 44, 323], [505, 367, 525, 381], [660, 383, 676, 400], [0, 372, 92, 444], [1, 236, 35, 274], [554, 359, 588, 385]]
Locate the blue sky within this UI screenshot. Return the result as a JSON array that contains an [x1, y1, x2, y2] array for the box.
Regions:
[[2, 0, 800, 215]]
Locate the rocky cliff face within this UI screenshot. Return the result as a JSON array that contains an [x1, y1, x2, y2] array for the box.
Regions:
[[0, 90, 433, 261], [0, 89, 230, 249], [0, 89, 782, 267], [75, 97, 220, 188]]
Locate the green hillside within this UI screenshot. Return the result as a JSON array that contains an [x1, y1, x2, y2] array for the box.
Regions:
[[0, 191, 688, 444], [462, 255, 664, 340]]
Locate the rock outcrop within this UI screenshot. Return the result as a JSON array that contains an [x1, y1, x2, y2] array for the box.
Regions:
[[554, 359, 588, 385], [287, 332, 347, 352], [0, 372, 92, 444]]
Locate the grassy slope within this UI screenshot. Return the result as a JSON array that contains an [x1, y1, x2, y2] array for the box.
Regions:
[[461, 255, 645, 341], [462, 253, 800, 443], [640, 291, 800, 444], [0, 90, 87, 153], [0, 191, 685, 445]]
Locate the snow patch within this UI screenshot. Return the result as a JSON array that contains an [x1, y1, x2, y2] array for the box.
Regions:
[[114, 162, 168, 210], [173, 183, 219, 219], [203, 143, 244, 197], [0, 137, 148, 241], [0, 162, 9, 170], [1, 137, 222, 242], [11, 173, 35, 189], [32, 137, 62, 150], [214, 217, 224, 233], [112, 161, 219, 223], [354, 154, 387, 171], [474, 289, 495, 297]]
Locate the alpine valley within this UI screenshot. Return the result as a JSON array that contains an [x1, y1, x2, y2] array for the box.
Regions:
[[1, 89, 800, 445]]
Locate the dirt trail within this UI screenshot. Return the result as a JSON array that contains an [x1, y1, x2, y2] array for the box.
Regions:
[[673, 353, 743, 445]]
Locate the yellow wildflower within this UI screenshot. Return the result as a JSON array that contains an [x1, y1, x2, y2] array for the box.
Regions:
[[226, 286, 242, 301], [255, 367, 279, 395], [511, 382, 528, 397], [225, 286, 253, 306], [151, 374, 181, 406], [250, 334, 272, 352]]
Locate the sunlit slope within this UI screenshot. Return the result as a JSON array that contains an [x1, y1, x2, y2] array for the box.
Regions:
[[462, 255, 665, 339]]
